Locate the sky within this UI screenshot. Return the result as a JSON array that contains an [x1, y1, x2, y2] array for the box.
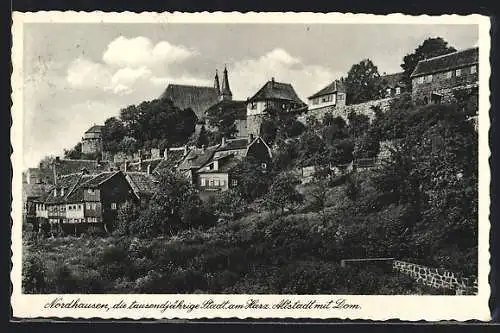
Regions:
[[22, 23, 479, 169]]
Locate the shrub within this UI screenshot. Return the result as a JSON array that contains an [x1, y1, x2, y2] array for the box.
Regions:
[[22, 252, 46, 293]]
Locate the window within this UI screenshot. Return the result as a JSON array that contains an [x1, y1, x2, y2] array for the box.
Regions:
[[78, 205, 82, 210], [86, 203, 91, 210], [471, 65, 477, 74], [111, 202, 117, 210], [337, 93, 344, 100], [386, 88, 392, 96], [312, 98, 319, 105], [456, 69, 462, 77], [425, 74, 433, 83], [209, 180, 214, 187], [395, 87, 401, 95], [261, 163, 267, 169], [92, 203, 96, 209], [220, 180, 225, 186], [214, 179, 220, 186], [231, 179, 238, 187], [201, 178, 206, 187], [417, 77, 424, 84], [446, 71, 452, 79]]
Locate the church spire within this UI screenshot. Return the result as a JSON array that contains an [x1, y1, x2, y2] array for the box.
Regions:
[[220, 65, 232, 101], [214, 69, 221, 95]]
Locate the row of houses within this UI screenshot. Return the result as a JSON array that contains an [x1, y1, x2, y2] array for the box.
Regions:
[[23, 134, 272, 233]]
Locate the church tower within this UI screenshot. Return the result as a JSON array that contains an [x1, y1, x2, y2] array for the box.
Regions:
[[220, 65, 233, 101], [214, 69, 221, 96]]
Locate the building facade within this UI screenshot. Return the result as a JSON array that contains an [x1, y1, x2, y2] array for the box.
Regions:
[[307, 80, 347, 115], [246, 78, 307, 137], [81, 125, 104, 155], [410, 47, 479, 105]]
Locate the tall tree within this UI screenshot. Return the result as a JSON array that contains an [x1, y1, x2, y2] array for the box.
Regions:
[[345, 59, 384, 105], [401, 37, 457, 88]]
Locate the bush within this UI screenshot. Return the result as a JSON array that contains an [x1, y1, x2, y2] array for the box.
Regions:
[[22, 252, 46, 293]]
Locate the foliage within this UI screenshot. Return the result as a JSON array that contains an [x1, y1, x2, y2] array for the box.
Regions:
[[347, 111, 370, 138], [196, 125, 209, 148], [210, 189, 246, 222], [354, 130, 381, 159], [102, 99, 197, 155], [63, 142, 83, 160], [231, 157, 276, 202], [345, 59, 384, 105], [401, 37, 457, 88], [264, 173, 303, 215], [22, 252, 46, 293], [131, 170, 210, 237], [115, 200, 141, 236]]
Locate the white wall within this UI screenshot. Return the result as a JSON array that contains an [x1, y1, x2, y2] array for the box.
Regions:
[[66, 203, 84, 219]]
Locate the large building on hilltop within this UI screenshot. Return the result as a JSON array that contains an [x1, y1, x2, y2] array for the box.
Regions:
[[410, 47, 479, 105], [246, 78, 307, 137], [81, 125, 104, 156], [159, 66, 239, 121]]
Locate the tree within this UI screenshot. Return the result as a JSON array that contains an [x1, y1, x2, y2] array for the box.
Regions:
[[102, 117, 127, 154], [114, 200, 140, 236], [196, 125, 209, 148], [231, 157, 275, 202], [211, 189, 246, 221], [354, 130, 381, 159], [347, 111, 370, 138], [264, 173, 303, 215], [401, 37, 457, 88], [345, 59, 384, 105], [131, 170, 204, 236], [118, 136, 139, 155], [63, 142, 82, 160]]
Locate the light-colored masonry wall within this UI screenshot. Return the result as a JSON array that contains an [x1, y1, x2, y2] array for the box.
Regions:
[[299, 97, 394, 124], [393, 260, 478, 295]]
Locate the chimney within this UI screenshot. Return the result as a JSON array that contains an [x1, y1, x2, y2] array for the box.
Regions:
[[271, 77, 275, 87], [52, 163, 58, 186], [123, 161, 128, 173], [147, 164, 152, 175], [183, 145, 188, 156], [221, 137, 226, 146], [163, 148, 168, 160]]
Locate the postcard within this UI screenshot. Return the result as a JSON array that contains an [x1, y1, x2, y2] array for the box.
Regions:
[[11, 11, 491, 321]]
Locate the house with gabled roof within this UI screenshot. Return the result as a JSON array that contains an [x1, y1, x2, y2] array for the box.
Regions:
[[44, 170, 140, 234], [410, 47, 479, 105], [307, 79, 347, 113], [196, 135, 272, 193], [246, 78, 307, 137]]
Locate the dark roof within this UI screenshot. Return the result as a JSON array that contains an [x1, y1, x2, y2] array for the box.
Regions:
[[54, 159, 109, 177], [378, 72, 406, 88], [80, 171, 120, 188], [308, 80, 345, 99], [23, 183, 52, 200], [248, 80, 306, 105], [217, 138, 249, 152], [204, 100, 247, 119], [197, 153, 240, 174], [152, 150, 187, 174], [45, 173, 89, 204], [159, 84, 220, 120], [126, 172, 158, 196], [85, 125, 104, 134], [177, 145, 220, 171], [410, 47, 479, 78]]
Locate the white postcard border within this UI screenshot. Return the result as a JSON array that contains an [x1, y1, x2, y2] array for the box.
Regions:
[[11, 11, 492, 321]]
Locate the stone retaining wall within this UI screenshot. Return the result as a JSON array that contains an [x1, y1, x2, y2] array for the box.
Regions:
[[393, 260, 477, 295]]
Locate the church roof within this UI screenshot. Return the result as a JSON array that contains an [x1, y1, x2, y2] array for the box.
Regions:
[[248, 79, 306, 106], [159, 84, 220, 120], [410, 47, 479, 78]]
